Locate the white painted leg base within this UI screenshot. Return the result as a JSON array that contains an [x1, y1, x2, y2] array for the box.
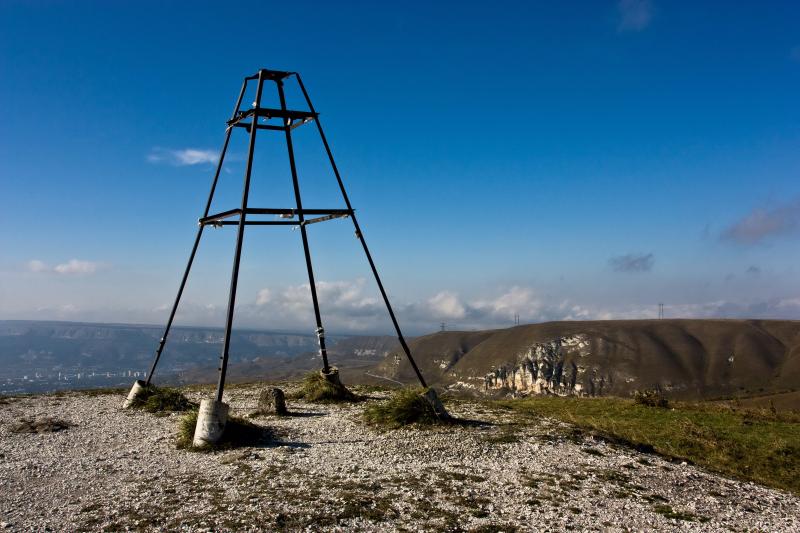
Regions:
[[192, 399, 229, 447], [122, 379, 148, 409]]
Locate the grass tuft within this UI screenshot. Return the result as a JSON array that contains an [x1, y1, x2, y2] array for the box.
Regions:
[[653, 504, 706, 522], [129, 385, 196, 413], [633, 389, 670, 408], [291, 371, 359, 403], [363, 387, 445, 429], [10, 417, 70, 434], [176, 410, 271, 451]]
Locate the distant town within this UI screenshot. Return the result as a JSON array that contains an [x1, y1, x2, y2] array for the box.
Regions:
[[0, 367, 151, 395]]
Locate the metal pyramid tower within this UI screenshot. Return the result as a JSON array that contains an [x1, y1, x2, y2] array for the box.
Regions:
[[131, 69, 430, 426]]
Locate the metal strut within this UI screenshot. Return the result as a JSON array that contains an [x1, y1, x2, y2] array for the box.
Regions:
[[214, 70, 266, 402], [277, 78, 331, 373], [144, 76, 249, 386], [294, 72, 429, 388]]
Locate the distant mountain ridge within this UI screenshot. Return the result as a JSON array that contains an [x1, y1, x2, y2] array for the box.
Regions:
[[0, 321, 394, 388], [373, 319, 800, 401]]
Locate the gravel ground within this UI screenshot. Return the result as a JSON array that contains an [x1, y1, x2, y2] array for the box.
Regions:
[[0, 384, 798, 532]]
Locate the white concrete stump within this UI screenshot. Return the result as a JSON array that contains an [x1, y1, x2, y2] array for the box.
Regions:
[[193, 399, 229, 447], [122, 379, 148, 409], [421, 388, 451, 420]]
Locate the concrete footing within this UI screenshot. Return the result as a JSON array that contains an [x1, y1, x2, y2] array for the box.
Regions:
[[320, 366, 342, 386], [421, 388, 451, 420], [122, 379, 148, 409], [192, 399, 229, 447]]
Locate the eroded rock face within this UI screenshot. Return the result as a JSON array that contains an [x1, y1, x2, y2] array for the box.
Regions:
[[483, 335, 613, 396]]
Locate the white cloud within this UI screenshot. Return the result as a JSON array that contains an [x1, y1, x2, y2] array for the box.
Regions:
[[26, 258, 101, 275], [147, 147, 217, 166], [428, 292, 467, 319], [617, 0, 654, 32], [27, 259, 48, 272], [473, 286, 538, 319], [54, 259, 100, 275], [255, 288, 272, 306]]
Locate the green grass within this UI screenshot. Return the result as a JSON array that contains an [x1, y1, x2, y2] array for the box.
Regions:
[[497, 396, 800, 494], [176, 410, 271, 451], [129, 385, 196, 413], [363, 387, 444, 429], [76, 387, 127, 397], [291, 371, 359, 403]]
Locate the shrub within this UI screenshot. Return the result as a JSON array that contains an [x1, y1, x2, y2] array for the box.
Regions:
[[633, 389, 669, 408], [363, 387, 444, 429], [129, 385, 195, 413]]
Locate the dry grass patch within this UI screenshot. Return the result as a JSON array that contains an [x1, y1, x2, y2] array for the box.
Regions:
[[291, 371, 359, 403], [129, 385, 195, 413], [363, 387, 448, 429], [10, 417, 70, 434]]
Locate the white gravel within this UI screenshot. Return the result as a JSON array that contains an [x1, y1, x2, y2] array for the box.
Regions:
[[0, 384, 798, 532]]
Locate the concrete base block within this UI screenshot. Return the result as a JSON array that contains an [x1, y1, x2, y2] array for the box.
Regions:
[[257, 387, 287, 415], [320, 366, 342, 386], [193, 399, 229, 447], [421, 388, 451, 420], [122, 379, 148, 409]]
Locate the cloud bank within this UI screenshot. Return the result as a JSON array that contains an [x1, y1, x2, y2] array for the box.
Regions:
[[14, 276, 800, 334]]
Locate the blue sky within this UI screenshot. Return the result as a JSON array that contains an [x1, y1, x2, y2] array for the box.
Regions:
[[2, 1, 800, 334]]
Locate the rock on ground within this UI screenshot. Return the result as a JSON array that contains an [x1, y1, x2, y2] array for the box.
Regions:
[[0, 384, 798, 532]]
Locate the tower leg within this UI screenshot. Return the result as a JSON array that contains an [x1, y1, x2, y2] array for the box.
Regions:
[[294, 73, 428, 389], [276, 80, 331, 373], [214, 71, 266, 405], [143, 77, 249, 386]]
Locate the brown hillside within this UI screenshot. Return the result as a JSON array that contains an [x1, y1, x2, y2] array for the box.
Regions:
[[372, 319, 800, 401]]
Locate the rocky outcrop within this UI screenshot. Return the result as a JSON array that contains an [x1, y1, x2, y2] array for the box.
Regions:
[[483, 335, 614, 396]]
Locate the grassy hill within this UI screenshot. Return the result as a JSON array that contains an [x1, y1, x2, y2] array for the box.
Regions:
[[372, 319, 800, 404]]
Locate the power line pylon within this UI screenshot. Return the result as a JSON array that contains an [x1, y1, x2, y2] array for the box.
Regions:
[[122, 68, 441, 442]]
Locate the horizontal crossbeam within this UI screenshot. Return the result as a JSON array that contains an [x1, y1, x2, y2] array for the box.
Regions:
[[207, 220, 298, 226], [246, 69, 293, 81], [227, 107, 317, 129], [231, 122, 287, 132], [230, 117, 314, 133], [247, 208, 351, 216], [199, 208, 353, 226]]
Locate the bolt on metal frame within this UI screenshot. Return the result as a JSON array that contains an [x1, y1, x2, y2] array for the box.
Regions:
[[145, 68, 428, 401]]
